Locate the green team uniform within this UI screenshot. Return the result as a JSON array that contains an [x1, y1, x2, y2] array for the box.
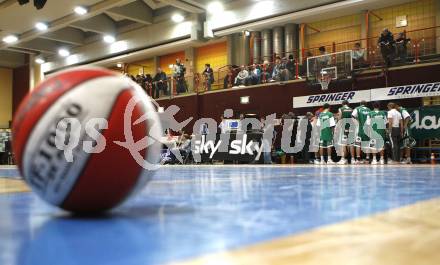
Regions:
[[353, 105, 371, 146], [317, 111, 335, 148], [338, 105, 355, 145], [368, 110, 388, 150]]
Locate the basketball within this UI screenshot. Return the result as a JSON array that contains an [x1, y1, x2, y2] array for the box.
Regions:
[[11, 67, 162, 213]]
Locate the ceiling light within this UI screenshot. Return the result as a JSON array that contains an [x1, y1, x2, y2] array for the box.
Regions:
[[35, 57, 45, 64], [116, 63, 123, 68], [58, 48, 70, 57], [2, 35, 18, 44], [110, 41, 128, 53], [207, 1, 224, 14], [244, 30, 250, 36], [74, 6, 88, 15], [35, 22, 48, 31], [103, 35, 116, 43], [171, 14, 184, 23], [66, 54, 79, 65]]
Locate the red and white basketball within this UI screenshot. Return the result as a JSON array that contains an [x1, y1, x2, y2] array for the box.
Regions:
[[12, 67, 162, 213]]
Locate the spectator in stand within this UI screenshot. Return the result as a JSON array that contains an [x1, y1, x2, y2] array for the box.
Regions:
[[317, 46, 330, 67], [271, 57, 287, 82], [395, 32, 411, 64], [261, 60, 272, 83], [153, 67, 167, 98], [202, 63, 215, 91], [144, 74, 153, 96], [352, 42, 366, 68], [249, 64, 261, 85], [378, 28, 395, 68], [235, 65, 249, 87], [173, 58, 187, 94], [285, 54, 296, 80], [223, 68, 234, 89]]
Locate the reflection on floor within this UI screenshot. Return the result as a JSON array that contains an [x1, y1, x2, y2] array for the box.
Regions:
[[0, 165, 439, 265]]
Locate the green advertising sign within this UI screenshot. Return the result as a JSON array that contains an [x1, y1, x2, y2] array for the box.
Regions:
[[410, 106, 440, 140]]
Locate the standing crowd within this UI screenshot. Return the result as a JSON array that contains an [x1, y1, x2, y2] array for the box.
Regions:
[[126, 58, 188, 99]]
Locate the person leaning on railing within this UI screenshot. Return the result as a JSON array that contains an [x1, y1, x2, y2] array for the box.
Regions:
[[378, 28, 396, 68], [153, 67, 168, 98], [395, 32, 411, 64], [173, 58, 187, 94], [202, 63, 215, 91], [285, 55, 296, 80], [144, 74, 153, 96], [223, 68, 234, 89]]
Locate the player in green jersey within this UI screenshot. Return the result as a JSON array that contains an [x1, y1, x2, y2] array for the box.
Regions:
[[315, 103, 336, 165], [396, 103, 413, 164], [352, 100, 371, 164], [336, 100, 355, 165], [366, 102, 388, 165]]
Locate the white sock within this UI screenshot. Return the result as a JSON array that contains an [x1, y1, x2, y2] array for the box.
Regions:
[[321, 156, 324, 161]]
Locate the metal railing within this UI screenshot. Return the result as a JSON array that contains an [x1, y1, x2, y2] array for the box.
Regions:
[[126, 25, 440, 99]]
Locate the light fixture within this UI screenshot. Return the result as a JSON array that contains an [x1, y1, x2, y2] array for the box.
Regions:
[[66, 54, 79, 65], [207, 1, 224, 14], [103, 35, 116, 43], [35, 22, 48, 31], [35, 57, 45, 64], [171, 13, 184, 23], [244, 30, 250, 36], [2, 35, 18, 44], [58, 48, 70, 57], [110, 41, 128, 53], [74, 6, 88, 15], [116, 63, 123, 68], [240, 96, 250, 104]]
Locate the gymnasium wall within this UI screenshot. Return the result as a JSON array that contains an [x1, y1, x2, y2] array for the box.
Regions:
[[0, 68, 13, 128], [305, 0, 437, 53], [306, 14, 362, 53], [159, 51, 185, 75], [127, 58, 155, 76], [195, 42, 228, 74], [369, 0, 437, 51]]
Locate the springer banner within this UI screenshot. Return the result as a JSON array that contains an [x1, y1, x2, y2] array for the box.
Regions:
[[371, 82, 440, 101], [293, 90, 370, 108], [293, 82, 440, 108]]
